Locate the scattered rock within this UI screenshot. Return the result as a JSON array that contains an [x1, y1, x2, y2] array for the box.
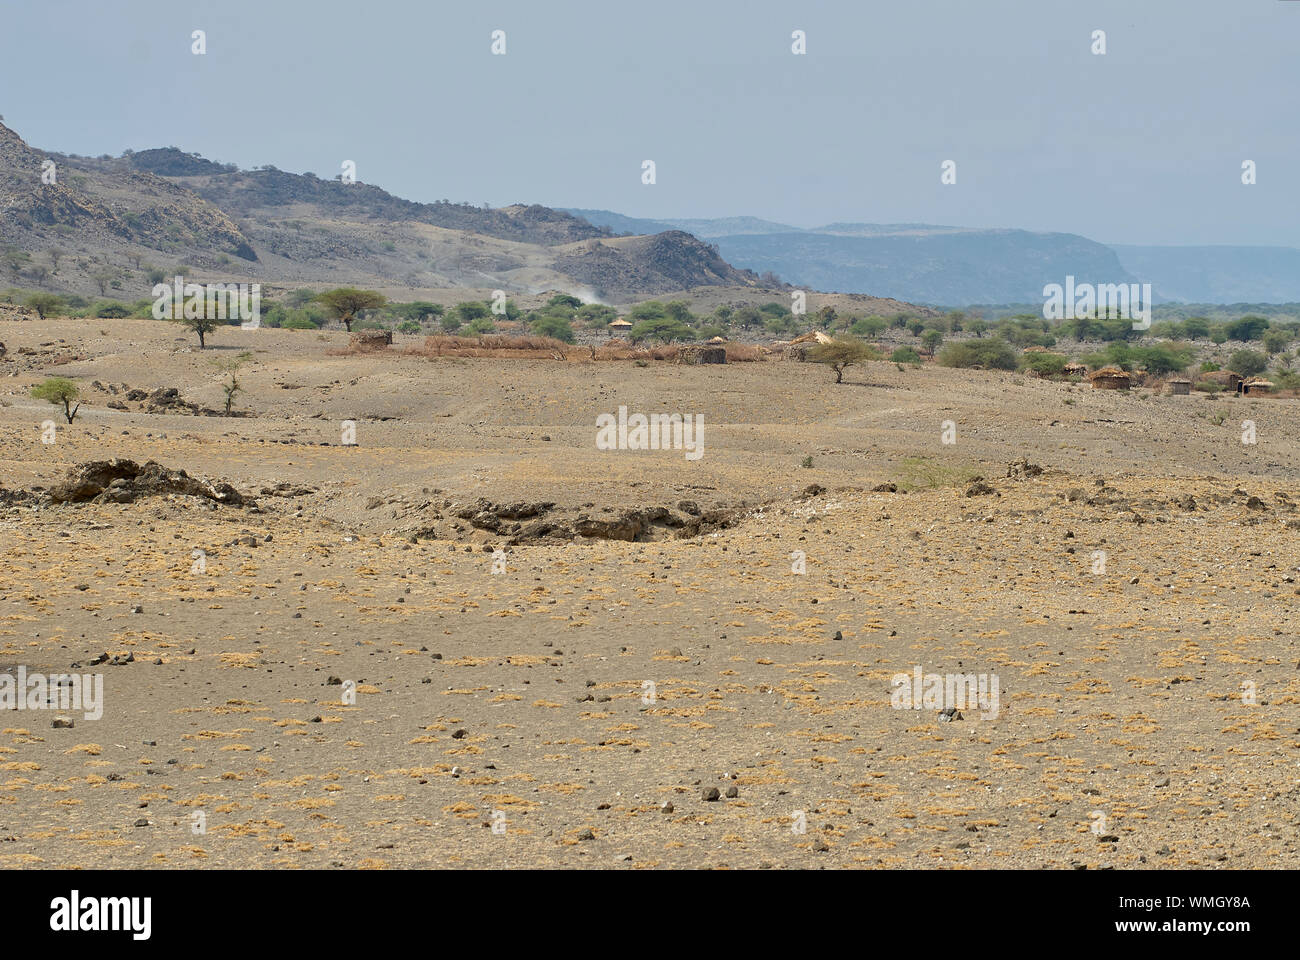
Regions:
[[47, 459, 245, 507]]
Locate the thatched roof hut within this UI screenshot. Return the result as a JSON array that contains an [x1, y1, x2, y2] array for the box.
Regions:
[[1063, 362, 1088, 377], [1089, 366, 1131, 390], [608, 318, 633, 338], [1242, 377, 1274, 395]]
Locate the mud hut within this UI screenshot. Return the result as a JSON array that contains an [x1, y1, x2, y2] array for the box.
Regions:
[[1241, 377, 1274, 396], [1166, 378, 1191, 395], [1063, 362, 1088, 377], [1088, 366, 1131, 390], [1199, 370, 1244, 393]]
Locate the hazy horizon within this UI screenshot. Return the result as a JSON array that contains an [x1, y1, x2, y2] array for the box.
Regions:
[[3, 0, 1296, 248]]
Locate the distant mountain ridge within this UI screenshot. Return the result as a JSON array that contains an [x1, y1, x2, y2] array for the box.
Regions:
[[564, 209, 1300, 306], [1108, 245, 1300, 305]]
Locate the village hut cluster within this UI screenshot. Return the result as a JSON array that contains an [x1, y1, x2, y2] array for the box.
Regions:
[[603, 317, 728, 364], [597, 317, 1284, 393], [1088, 366, 1131, 390]]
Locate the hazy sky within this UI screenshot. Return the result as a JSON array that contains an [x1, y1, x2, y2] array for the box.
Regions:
[[2, 0, 1296, 246]]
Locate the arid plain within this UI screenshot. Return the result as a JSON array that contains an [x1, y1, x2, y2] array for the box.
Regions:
[[1, 317, 1297, 869]]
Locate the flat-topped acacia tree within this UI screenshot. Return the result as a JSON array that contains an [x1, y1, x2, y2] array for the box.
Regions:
[[32, 377, 81, 423], [809, 338, 878, 384], [315, 288, 388, 332]]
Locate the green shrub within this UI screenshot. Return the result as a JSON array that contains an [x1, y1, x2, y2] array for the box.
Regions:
[[1135, 343, 1194, 375], [1223, 315, 1269, 342], [530, 314, 575, 343], [936, 339, 1017, 370], [25, 292, 63, 319], [1271, 369, 1300, 391], [261, 303, 287, 328], [1019, 352, 1069, 377], [1081, 340, 1191, 375], [851, 316, 887, 338], [1228, 349, 1269, 377], [1262, 328, 1292, 355]]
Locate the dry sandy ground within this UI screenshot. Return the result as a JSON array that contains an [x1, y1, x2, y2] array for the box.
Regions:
[[0, 317, 1297, 869]]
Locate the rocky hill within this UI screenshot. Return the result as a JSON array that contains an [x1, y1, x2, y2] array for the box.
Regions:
[[0, 123, 764, 305], [1, 124, 255, 268], [553, 232, 756, 297]]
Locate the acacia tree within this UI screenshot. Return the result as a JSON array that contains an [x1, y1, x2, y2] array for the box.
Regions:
[[316, 288, 388, 332], [809, 338, 877, 384], [32, 377, 81, 423], [183, 315, 218, 349], [25, 292, 63, 319]]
